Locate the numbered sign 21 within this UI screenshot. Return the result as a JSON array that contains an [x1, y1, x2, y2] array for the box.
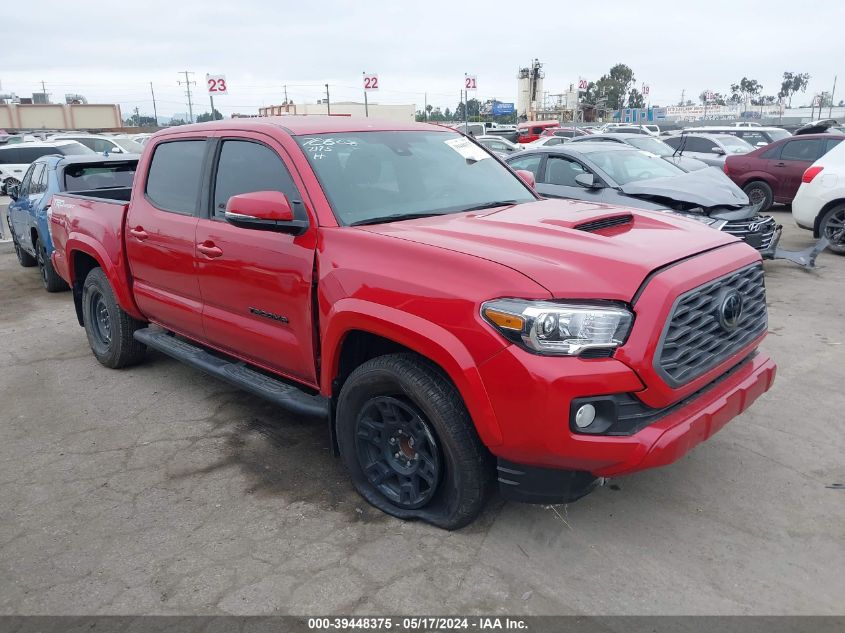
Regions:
[[207, 75, 228, 95], [465, 75, 477, 91], [363, 74, 379, 91]]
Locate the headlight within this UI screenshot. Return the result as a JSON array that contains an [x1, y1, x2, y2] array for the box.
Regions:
[[677, 212, 727, 229], [481, 299, 633, 356]]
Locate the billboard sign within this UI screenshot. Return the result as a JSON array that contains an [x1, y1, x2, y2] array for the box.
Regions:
[[492, 102, 515, 116]]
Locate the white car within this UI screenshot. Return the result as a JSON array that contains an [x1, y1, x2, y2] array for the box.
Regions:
[[475, 135, 523, 157], [51, 133, 145, 155], [792, 140, 845, 255], [0, 140, 94, 194], [528, 136, 570, 147]]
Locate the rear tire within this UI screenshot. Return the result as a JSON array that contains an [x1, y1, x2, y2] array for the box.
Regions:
[[743, 180, 773, 211], [819, 204, 845, 255], [336, 353, 492, 530], [13, 235, 37, 268], [81, 268, 147, 368], [36, 238, 69, 292]]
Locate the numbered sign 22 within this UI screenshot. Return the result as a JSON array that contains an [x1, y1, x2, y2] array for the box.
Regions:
[[207, 75, 228, 95], [465, 75, 477, 91], [363, 74, 379, 91]]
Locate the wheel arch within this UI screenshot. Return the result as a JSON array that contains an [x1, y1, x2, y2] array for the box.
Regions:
[[66, 239, 144, 326], [322, 301, 504, 450], [813, 198, 845, 238]]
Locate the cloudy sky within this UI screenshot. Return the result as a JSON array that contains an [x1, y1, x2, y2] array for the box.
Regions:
[[3, 0, 843, 120]]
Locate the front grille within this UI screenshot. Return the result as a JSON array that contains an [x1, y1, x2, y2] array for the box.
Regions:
[[575, 214, 633, 232], [656, 263, 767, 387], [722, 214, 777, 250]]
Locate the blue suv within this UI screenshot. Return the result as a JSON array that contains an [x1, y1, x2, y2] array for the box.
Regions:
[[7, 154, 138, 291]]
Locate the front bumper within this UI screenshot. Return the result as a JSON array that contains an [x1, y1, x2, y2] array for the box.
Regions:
[[489, 351, 776, 503]]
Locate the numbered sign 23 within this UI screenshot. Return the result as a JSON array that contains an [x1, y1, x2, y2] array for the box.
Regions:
[[363, 74, 379, 91], [465, 75, 477, 91], [207, 75, 228, 95]]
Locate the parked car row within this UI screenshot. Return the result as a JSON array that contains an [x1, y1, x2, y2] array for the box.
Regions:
[[0, 140, 96, 194], [9, 117, 778, 529]]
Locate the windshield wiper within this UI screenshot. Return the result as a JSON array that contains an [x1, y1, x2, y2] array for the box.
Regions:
[[349, 212, 451, 226], [456, 200, 520, 213]]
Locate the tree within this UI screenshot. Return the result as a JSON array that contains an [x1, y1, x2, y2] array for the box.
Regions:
[[627, 88, 645, 109], [778, 72, 810, 108], [699, 91, 726, 106], [594, 64, 635, 111], [731, 78, 762, 112], [196, 109, 223, 123]]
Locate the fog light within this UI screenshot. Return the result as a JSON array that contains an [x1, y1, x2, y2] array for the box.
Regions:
[[574, 404, 596, 428]]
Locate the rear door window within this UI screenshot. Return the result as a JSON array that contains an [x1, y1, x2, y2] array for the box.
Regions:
[[0, 148, 20, 164], [212, 140, 299, 219], [780, 139, 823, 162], [685, 137, 717, 153], [824, 138, 843, 154], [28, 164, 45, 195], [145, 140, 207, 214], [507, 154, 544, 180]]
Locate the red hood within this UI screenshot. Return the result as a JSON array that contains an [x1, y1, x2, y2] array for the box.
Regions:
[[360, 199, 740, 301]]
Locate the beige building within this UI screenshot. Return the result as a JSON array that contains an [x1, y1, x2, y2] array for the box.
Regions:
[[0, 103, 123, 130], [259, 101, 415, 122]]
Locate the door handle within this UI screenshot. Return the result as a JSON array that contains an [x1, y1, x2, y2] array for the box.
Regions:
[[129, 226, 148, 240], [774, 162, 786, 167], [197, 242, 223, 258]]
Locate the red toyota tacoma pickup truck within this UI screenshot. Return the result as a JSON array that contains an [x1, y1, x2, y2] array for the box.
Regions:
[[49, 117, 776, 529]]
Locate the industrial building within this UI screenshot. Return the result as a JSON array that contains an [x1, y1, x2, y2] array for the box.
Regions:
[[0, 103, 123, 130]]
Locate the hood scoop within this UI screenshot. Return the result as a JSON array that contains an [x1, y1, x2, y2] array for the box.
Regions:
[[575, 214, 633, 232]]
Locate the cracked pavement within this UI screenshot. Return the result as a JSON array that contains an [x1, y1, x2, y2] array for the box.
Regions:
[[0, 208, 843, 615]]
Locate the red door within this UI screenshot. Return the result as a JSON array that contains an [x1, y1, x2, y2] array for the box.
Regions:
[[125, 138, 207, 334], [194, 134, 319, 385], [773, 138, 824, 201]]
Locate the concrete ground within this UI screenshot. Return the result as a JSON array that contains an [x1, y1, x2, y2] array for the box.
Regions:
[[0, 206, 842, 616]]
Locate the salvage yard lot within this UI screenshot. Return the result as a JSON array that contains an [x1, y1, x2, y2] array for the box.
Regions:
[[0, 209, 843, 615]]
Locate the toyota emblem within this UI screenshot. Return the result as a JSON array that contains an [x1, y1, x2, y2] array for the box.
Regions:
[[718, 291, 744, 331]]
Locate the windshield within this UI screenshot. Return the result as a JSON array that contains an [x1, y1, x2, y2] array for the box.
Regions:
[[588, 149, 685, 185], [626, 137, 673, 156], [766, 129, 791, 141], [296, 131, 535, 226], [113, 138, 145, 153], [58, 143, 95, 156], [716, 135, 754, 153]]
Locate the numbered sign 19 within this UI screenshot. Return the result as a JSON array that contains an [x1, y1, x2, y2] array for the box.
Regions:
[[578, 78, 588, 91], [464, 75, 477, 91], [363, 74, 379, 91], [642, 84, 650, 97], [207, 74, 228, 95]]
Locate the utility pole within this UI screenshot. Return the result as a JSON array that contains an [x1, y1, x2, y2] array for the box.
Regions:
[[362, 72, 369, 117], [177, 71, 196, 123], [134, 106, 141, 127], [150, 82, 158, 124], [283, 84, 289, 112], [680, 89, 685, 106], [40, 80, 49, 103], [830, 76, 837, 118], [325, 84, 331, 115], [424, 92, 427, 122]]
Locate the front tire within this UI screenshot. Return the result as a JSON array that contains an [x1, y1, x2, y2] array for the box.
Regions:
[[36, 238, 69, 292], [336, 354, 492, 530], [81, 268, 147, 368], [743, 180, 773, 211], [819, 204, 845, 255]]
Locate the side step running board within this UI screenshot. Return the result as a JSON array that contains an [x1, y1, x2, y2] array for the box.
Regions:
[[133, 327, 329, 418]]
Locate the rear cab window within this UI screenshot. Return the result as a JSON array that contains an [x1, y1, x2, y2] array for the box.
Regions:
[[145, 140, 207, 214], [63, 162, 137, 191]]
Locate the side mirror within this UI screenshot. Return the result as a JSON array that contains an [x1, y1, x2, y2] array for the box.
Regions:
[[515, 169, 536, 189], [575, 173, 599, 188], [7, 183, 19, 200], [224, 190, 308, 234], [711, 147, 726, 155]]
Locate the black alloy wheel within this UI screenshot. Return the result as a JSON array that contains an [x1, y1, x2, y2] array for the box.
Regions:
[[355, 396, 441, 509]]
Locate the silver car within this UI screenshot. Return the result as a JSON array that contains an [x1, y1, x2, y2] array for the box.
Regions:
[[662, 133, 754, 167]]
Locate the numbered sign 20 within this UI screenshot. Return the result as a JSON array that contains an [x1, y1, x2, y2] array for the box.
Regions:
[[207, 75, 228, 95], [578, 78, 588, 91], [465, 75, 477, 91], [363, 74, 379, 91]]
